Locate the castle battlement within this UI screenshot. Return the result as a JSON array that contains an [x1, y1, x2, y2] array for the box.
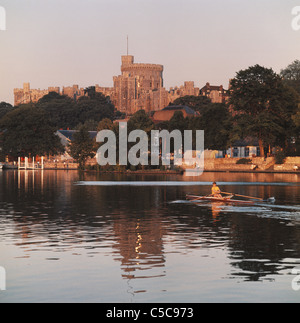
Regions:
[[121, 63, 163, 72]]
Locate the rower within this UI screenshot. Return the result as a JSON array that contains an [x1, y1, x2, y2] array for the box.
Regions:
[[211, 182, 222, 198]]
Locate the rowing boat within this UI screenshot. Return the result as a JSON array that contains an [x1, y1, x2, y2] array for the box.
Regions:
[[186, 194, 255, 205]]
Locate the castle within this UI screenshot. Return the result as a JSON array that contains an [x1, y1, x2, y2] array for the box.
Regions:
[[13, 83, 84, 106], [14, 55, 228, 113]]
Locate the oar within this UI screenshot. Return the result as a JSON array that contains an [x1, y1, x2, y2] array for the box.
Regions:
[[221, 191, 275, 202], [221, 191, 263, 200], [186, 194, 211, 202]]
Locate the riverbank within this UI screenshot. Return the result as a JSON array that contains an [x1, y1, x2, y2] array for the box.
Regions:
[[201, 156, 300, 173], [2, 166, 299, 174], [2, 156, 300, 174]]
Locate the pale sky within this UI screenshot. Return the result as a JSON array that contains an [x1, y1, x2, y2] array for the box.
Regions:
[[0, 0, 300, 104]]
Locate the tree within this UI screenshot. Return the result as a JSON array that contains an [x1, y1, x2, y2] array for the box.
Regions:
[[68, 125, 96, 169], [0, 104, 63, 158], [37, 92, 76, 129], [84, 86, 96, 98], [127, 109, 154, 133], [293, 104, 300, 128], [97, 118, 114, 132], [280, 60, 300, 95], [195, 103, 231, 150], [168, 111, 188, 133], [280, 61, 300, 154], [76, 92, 115, 126], [126, 109, 154, 169], [0, 102, 14, 120], [169, 96, 232, 150], [37, 90, 116, 130], [292, 104, 300, 155], [171, 95, 212, 113], [228, 64, 298, 157], [75, 119, 98, 131]]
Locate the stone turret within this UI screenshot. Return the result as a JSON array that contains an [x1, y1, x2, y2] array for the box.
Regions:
[[121, 55, 134, 67]]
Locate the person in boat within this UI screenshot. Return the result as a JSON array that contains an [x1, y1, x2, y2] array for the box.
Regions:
[[211, 182, 222, 198]]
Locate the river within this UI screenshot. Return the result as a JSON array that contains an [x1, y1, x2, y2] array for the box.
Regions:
[[0, 170, 300, 303]]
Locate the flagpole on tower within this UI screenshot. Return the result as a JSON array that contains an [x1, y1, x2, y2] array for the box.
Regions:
[[127, 35, 129, 55]]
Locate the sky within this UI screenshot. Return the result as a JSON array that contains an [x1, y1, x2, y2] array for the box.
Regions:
[[0, 0, 300, 105]]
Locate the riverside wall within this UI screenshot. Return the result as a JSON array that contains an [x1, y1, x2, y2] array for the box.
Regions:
[[202, 157, 300, 173], [3, 157, 300, 173]]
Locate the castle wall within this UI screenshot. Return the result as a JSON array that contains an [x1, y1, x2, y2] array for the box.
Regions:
[[13, 56, 227, 114], [14, 83, 60, 106], [168, 81, 200, 104]]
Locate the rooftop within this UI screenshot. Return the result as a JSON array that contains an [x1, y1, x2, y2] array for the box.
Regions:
[[162, 105, 198, 115], [57, 130, 97, 144]]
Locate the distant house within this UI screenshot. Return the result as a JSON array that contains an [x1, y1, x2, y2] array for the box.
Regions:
[[56, 130, 97, 147], [215, 137, 260, 158], [200, 82, 228, 104], [152, 105, 199, 122], [54, 130, 98, 161]]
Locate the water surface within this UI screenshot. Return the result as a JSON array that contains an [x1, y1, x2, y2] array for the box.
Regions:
[[0, 170, 300, 303]]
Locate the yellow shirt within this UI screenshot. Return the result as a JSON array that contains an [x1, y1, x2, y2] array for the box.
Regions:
[[211, 186, 220, 195]]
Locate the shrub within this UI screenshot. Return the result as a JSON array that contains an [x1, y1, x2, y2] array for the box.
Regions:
[[274, 147, 286, 165], [236, 158, 252, 164]]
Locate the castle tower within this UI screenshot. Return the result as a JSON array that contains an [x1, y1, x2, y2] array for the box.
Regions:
[[112, 55, 165, 114], [121, 55, 134, 67], [23, 82, 30, 93]]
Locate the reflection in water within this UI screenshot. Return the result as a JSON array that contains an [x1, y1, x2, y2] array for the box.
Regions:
[[112, 214, 166, 281], [211, 202, 223, 221], [0, 170, 300, 302]]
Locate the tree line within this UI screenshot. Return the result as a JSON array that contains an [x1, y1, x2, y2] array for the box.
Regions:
[[0, 90, 115, 160], [0, 61, 299, 165]]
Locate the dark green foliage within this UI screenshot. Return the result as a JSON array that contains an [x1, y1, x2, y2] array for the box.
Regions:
[[68, 125, 96, 169], [36, 90, 115, 130], [36, 92, 76, 129], [127, 109, 154, 133], [280, 60, 300, 95], [168, 96, 232, 150], [274, 147, 286, 164], [236, 158, 252, 164], [228, 64, 299, 156], [0, 102, 14, 120], [0, 104, 64, 157], [293, 104, 300, 128], [171, 95, 212, 113], [194, 103, 231, 150], [76, 92, 115, 127], [168, 111, 188, 133]]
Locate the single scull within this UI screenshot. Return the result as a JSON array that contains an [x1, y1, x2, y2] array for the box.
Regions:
[[186, 194, 255, 205]]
